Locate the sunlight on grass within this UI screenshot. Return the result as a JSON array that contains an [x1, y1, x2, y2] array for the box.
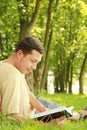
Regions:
[[42, 93, 87, 111]]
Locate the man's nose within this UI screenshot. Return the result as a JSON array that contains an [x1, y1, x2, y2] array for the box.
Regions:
[[32, 63, 37, 70]]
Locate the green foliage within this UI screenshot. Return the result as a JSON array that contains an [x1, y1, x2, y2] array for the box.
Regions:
[[49, 0, 87, 69], [46, 0, 87, 92], [32, 0, 49, 40], [0, 0, 87, 92], [0, 0, 19, 60], [17, 0, 36, 21]]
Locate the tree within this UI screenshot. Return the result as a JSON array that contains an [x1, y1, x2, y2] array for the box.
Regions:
[[40, 0, 54, 90], [1, 0, 87, 95], [0, 0, 19, 60], [48, 0, 87, 93], [16, 0, 43, 93], [79, 52, 87, 94], [17, 0, 43, 40]]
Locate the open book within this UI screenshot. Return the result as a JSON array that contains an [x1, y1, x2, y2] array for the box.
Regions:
[[32, 106, 74, 122]]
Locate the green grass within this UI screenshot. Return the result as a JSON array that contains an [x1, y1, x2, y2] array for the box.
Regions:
[[41, 93, 87, 111], [0, 93, 87, 130]]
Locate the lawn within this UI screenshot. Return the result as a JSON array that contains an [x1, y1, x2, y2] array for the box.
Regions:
[[0, 93, 87, 130]]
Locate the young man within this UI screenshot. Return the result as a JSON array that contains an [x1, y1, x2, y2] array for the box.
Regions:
[[0, 36, 66, 124], [0, 36, 48, 121]]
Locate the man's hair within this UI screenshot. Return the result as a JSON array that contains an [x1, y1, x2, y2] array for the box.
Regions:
[[15, 36, 44, 54]]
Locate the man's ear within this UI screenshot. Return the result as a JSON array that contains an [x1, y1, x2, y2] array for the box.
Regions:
[[17, 50, 24, 59]]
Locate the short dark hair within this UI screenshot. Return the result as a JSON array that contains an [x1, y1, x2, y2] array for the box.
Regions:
[[15, 36, 44, 54]]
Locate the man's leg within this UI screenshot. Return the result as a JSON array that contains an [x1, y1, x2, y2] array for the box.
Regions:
[[37, 97, 59, 109]]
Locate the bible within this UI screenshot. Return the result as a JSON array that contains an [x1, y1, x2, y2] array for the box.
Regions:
[[32, 106, 74, 122]]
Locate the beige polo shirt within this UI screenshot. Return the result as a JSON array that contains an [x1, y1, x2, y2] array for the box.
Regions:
[[0, 62, 35, 118]]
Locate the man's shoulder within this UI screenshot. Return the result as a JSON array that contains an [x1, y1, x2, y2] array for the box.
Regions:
[[0, 62, 19, 75], [0, 62, 11, 70]]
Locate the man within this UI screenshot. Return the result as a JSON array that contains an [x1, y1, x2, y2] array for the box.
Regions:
[[0, 36, 48, 121], [0, 36, 66, 124]]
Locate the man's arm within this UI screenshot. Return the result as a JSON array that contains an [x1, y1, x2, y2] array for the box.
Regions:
[[29, 91, 48, 112]]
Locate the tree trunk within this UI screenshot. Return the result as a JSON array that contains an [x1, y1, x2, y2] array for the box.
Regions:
[[68, 65, 73, 93], [34, 30, 53, 94], [17, 0, 42, 41], [17, 0, 42, 93], [59, 56, 65, 92], [40, 0, 54, 90], [79, 52, 87, 94], [0, 33, 2, 50], [40, 30, 53, 90], [66, 52, 75, 93]]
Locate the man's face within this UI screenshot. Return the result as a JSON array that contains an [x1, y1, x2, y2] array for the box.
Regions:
[[16, 50, 43, 74]]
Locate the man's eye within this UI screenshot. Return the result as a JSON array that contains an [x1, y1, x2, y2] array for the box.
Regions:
[[32, 60, 36, 63]]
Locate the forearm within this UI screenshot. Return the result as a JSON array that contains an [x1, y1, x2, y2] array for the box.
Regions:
[[29, 91, 47, 112]]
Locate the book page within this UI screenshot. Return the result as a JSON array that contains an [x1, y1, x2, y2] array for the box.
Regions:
[[33, 106, 74, 119]]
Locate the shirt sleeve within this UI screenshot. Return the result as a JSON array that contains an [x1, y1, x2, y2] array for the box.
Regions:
[[1, 73, 21, 115]]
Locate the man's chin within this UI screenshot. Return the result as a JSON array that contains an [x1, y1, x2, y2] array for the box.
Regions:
[[26, 70, 32, 74]]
